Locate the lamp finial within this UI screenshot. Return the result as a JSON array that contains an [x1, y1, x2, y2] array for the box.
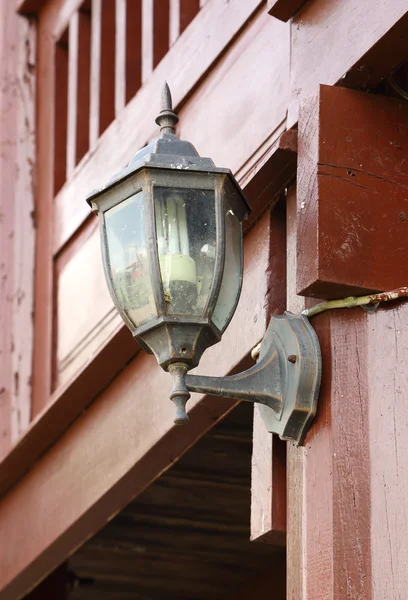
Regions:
[[155, 82, 179, 133]]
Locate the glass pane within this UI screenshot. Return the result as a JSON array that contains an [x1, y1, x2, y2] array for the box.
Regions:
[[154, 186, 216, 315], [104, 191, 157, 327], [212, 206, 242, 332]]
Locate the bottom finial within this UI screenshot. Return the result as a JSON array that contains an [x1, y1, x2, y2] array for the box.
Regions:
[[168, 363, 190, 426]]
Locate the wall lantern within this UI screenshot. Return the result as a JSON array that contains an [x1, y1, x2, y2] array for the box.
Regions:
[[87, 83, 321, 445]]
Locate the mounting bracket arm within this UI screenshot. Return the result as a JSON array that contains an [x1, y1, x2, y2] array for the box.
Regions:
[[170, 313, 321, 445]]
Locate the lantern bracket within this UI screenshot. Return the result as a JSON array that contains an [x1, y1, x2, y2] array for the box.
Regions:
[[171, 313, 321, 445]]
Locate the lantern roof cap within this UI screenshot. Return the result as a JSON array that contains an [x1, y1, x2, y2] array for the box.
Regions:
[[86, 83, 250, 217]]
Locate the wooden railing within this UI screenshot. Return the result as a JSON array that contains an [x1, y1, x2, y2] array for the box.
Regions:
[[53, 0, 202, 195]]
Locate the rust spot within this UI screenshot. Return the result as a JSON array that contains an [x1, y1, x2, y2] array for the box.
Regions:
[[400, 211, 406, 222]]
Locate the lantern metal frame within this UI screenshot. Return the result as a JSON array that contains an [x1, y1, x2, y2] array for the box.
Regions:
[[87, 83, 322, 445]]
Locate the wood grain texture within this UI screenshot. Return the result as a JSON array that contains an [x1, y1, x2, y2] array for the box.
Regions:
[[66, 404, 285, 600], [250, 202, 287, 544], [287, 178, 372, 599], [288, 0, 408, 126], [368, 303, 408, 599], [267, 0, 306, 22], [0, 2, 36, 457], [178, 9, 289, 181], [0, 212, 273, 599], [297, 85, 408, 298], [53, 0, 263, 253], [31, 4, 58, 418]]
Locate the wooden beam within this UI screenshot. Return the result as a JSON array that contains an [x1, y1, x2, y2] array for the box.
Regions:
[[267, 0, 306, 22], [0, 212, 273, 599], [287, 81, 408, 600], [53, 0, 264, 253], [297, 85, 408, 298], [288, 0, 408, 126], [250, 200, 287, 544]]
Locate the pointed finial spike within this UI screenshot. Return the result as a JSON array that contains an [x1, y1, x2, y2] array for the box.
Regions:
[[155, 81, 179, 133], [162, 81, 172, 112]]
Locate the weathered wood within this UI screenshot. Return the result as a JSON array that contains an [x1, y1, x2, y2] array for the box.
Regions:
[[153, 0, 170, 68], [250, 201, 287, 544], [0, 2, 36, 457], [66, 12, 79, 178], [267, 0, 306, 22], [297, 85, 408, 298], [53, 0, 264, 253], [367, 303, 408, 598], [54, 35, 68, 194], [288, 0, 408, 126], [31, 5, 56, 418], [125, 0, 142, 103], [0, 212, 273, 598], [89, 0, 101, 148], [115, 0, 126, 116], [178, 7, 289, 175], [66, 404, 285, 600], [99, 0, 115, 136]]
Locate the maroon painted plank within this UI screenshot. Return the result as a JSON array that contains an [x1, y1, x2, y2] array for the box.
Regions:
[[297, 84, 408, 298]]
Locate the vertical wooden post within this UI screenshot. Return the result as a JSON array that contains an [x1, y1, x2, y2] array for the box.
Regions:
[[0, 2, 35, 453], [89, 0, 101, 148], [250, 201, 287, 545], [287, 84, 408, 599]]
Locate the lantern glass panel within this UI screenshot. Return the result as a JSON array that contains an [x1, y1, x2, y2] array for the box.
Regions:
[[104, 191, 157, 327], [154, 186, 216, 316], [212, 205, 242, 332]]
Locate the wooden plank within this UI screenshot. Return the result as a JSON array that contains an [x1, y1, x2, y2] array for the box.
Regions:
[[250, 201, 287, 544], [115, 0, 126, 116], [99, 0, 116, 136], [285, 183, 307, 600], [53, 0, 264, 253], [267, 0, 306, 22], [368, 303, 408, 598], [66, 12, 79, 179], [125, 0, 142, 103], [178, 9, 289, 182], [297, 85, 408, 299], [153, 0, 170, 68], [288, 0, 408, 126], [53, 37, 68, 194], [31, 4, 57, 418], [141, 0, 154, 83], [0, 1, 35, 456], [75, 9, 91, 164], [0, 212, 272, 599], [89, 0, 101, 148]]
